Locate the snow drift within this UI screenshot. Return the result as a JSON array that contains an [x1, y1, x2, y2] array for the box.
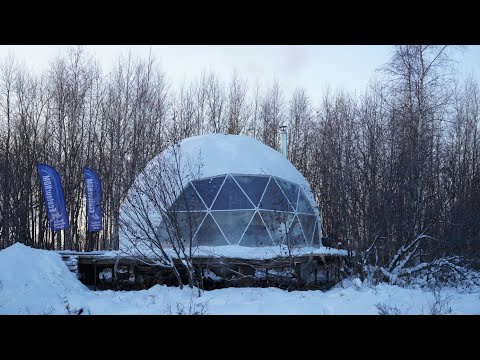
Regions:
[[0, 243, 88, 314]]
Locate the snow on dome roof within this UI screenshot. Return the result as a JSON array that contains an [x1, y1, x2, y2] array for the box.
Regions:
[[143, 134, 316, 205], [178, 134, 303, 181]]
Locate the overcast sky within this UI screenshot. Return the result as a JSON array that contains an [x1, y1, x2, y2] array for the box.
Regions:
[[0, 45, 478, 105]]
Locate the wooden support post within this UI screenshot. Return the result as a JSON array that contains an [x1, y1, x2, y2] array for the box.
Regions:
[[93, 259, 97, 291], [129, 264, 135, 284], [294, 262, 305, 286], [113, 258, 118, 286]]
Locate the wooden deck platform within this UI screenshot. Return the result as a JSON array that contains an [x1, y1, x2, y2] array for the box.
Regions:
[[57, 249, 347, 290]]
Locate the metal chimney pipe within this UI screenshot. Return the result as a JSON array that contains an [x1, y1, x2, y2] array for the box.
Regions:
[[280, 125, 287, 157]]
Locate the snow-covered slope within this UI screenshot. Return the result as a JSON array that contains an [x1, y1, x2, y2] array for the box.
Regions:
[[0, 243, 88, 314]]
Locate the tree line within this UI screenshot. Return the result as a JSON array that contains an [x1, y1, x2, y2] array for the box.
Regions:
[[0, 45, 479, 270]]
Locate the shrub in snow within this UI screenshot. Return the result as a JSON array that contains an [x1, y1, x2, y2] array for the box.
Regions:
[[375, 303, 409, 315], [354, 230, 480, 290]]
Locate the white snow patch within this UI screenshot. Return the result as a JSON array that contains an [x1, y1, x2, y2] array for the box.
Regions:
[[0, 243, 88, 314], [148, 134, 314, 198], [353, 278, 363, 289], [118, 244, 347, 260], [1, 244, 479, 315]]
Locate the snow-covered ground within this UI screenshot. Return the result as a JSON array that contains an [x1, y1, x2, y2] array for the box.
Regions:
[[1, 243, 479, 315], [77, 244, 347, 261]]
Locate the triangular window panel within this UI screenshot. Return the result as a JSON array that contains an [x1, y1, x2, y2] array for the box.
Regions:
[[193, 214, 229, 246], [212, 176, 254, 210], [233, 175, 269, 206], [212, 210, 254, 245], [155, 221, 169, 243], [285, 216, 307, 247], [275, 178, 299, 211], [171, 183, 206, 211], [312, 221, 320, 247], [239, 212, 274, 247], [175, 212, 206, 244], [259, 178, 292, 211], [191, 176, 225, 208], [296, 189, 315, 214], [260, 210, 294, 245], [298, 214, 316, 246]]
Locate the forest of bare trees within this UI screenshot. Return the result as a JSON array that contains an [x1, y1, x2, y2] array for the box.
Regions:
[[0, 45, 479, 275]]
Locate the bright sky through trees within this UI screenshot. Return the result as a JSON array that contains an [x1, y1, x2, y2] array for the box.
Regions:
[[1, 45, 478, 104]]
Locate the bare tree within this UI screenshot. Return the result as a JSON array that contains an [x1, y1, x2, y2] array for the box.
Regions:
[[247, 79, 261, 139], [226, 69, 250, 135], [0, 55, 16, 249], [204, 71, 225, 133], [120, 145, 203, 291], [287, 88, 313, 175], [259, 79, 284, 151]]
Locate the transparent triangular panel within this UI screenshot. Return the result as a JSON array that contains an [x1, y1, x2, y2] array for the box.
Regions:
[[312, 221, 320, 247], [212, 210, 254, 245], [259, 178, 292, 211], [212, 175, 254, 210], [275, 178, 299, 211], [285, 216, 307, 247], [155, 212, 206, 245], [155, 221, 169, 242], [238, 212, 274, 247], [193, 214, 229, 246], [296, 188, 315, 214], [260, 210, 294, 245], [298, 214, 316, 246], [171, 183, 206, 211], [191, 176, 225, 208], [175, 212, 206, 244], [233, 175, 269, 206]]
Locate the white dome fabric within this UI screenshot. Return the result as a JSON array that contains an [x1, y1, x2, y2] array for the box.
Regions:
[[120, 134, 322, 251]]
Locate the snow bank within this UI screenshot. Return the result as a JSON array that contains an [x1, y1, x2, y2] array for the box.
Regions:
[[178, 244, 346, 259], [0, 243, 88, 314], [66, 281, 480, 315], [119, 244, 347, 260]]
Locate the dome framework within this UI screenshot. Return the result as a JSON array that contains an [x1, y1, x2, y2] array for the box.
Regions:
[[162, 173, 321, 247]]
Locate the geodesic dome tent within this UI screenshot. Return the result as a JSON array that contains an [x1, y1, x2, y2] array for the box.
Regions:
[[120, 134, 322, 250]]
